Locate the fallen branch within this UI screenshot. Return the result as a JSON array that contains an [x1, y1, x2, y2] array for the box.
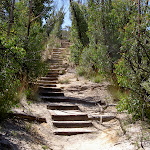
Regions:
[[8, 112, 47, 123]]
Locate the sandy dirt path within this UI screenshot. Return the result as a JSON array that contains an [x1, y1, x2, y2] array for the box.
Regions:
[[0, 69, 150, 150]]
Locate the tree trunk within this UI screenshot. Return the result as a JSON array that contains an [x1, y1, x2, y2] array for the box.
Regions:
[[7, 0, 15, 36], [70, 0, 82, 44], [27, 0, 32, 36], [137, 0, 141, 66]]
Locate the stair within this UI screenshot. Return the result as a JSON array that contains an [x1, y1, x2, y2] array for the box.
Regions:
[[52, 121, 93, 128], [47, 104, 79, 110], [37, 41, 97, 136]]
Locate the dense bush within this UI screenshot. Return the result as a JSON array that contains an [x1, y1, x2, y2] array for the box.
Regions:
[[70, 0, 150, 120], [0, 0, 53, 115]]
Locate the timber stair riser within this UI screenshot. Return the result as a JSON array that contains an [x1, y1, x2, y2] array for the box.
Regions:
[[38, 84, 57, 87], [52, 121, 93, 128], [48, 69, 65, 74], [51, 115, 89, 121], [49, 58, 63, 60], [40, 77, 58, 81], [47, 105, 79, 110], [51, 56, 63, 59], [46, 73, 59, 76], [49, 66, 65, 70], [54, 131, 94, 136], [39, 88, 62, 92], [37, 80, 57, 83], [41, 97, 70, 102], [39, 92, 64, 97], [52, 49, 64, 51], [37, 81, 58, 85], [52, 51, 63, 53]]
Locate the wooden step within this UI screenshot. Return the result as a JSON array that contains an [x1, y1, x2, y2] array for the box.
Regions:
[[54, 128, 96, 135], [46, 74, 59, 78], [47, 104, 79, 110], [49, 62, 63, 65], [48, 69, 61, 73], [50, 110, 89, 121], [49, 59, 63, 63], [51, 54, 63, 56], [52, 54, 63, 57], [46, 74, 59, 77], [38, 84, 57, 87], [52, 51, 63, 53], [41, 96, 69, 102], [40, 77, 58, 81], [39, 87, 62, 92], [37, 80, 58, 84], [50, 62, 63, 65], [48, 69, 65, 73], [52, 115, 89, 121], [49, 65, 63, 69], [47, 72, 59, 76], [52, 121, 93, 128], [39, 92, 64, 97], [52, 48, 65, 52]]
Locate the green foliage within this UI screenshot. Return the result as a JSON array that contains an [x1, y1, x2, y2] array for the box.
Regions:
[[92, 75, 104, 83], [0, 0, 53, 117], [70, 40, 83, 65], [0, 34, 24, 116], [114, 0, 150, 119], [141, 78, 150, 94], [70, 0, 150, 120], [71, 2, 89, 47], [59, 79, 70, 84], [70, 1, 89, 65]]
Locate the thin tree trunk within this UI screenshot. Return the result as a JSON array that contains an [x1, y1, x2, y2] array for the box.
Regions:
[[138, 0, 141, 38], [7, 0, 15, 36], [27, 0, 32, 36], [70, 0, 82, 44], [137, 0, 141, 66]]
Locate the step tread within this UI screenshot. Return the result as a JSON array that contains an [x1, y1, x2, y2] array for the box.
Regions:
[[47, 104, 79, 110], [37, 81, 58, 86], [49, 110, 87, 116], [52, 121, 92, 124], [39, 87, 60, 90], [37, 80, 58, 82], [52, 121, 93, 128], [53, 48, 66, 50], [47, 104, 78, 107], [40, 77, 58, 79], [40, 91, 63, 94], [38, 85, 57, 87], [40, 96, 68, 99]]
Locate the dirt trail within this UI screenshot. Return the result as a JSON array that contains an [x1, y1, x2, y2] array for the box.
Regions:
[[1, 69, 150, 150], [0, 42, 150, 149]]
